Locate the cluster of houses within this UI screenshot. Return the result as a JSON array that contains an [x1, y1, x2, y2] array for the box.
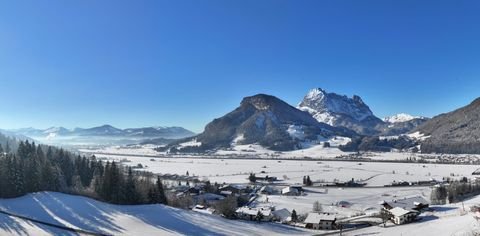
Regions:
[[235, 194, 430, 231], [169, 175, 431, 232], [235, 206, 293, 223]]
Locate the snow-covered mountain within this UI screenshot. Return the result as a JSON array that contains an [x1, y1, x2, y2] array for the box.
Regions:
[[73, 125, 125, 136], [9, 125, 194, 139], [166, 94, 355, 152], [383, 113, 425, 123], [298, 88, 384, 135], [7, 125, 195, 147]]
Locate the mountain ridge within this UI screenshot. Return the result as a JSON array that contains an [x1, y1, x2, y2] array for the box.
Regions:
[[166, 93, 356, 152], [7, 125, 196, 139]]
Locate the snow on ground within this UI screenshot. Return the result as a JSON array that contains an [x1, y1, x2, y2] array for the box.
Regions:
[[287, 125, 306, 140], [383, 113, 423, 123], [93, 155, 478, 187], [0, 192, 311, 236], [215, 142, 349, 159], [256, 186, 431, 216], [79, 145, 161, 157], [408, 131, 431, 141], [178, 139, 202, 148]]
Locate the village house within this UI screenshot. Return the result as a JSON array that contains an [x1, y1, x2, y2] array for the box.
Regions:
[[281, 186, 300, 196], [256, 175, 278, 182], [219, 190, 233, 197], [235, 207, 273, 222], [193, 193, 225, 205], [219, 184, 249, 195], [192, 205, 215, 215], [388, 207, 419, 225], [260, 185, 275, 195], [381, 196, 429, 225], [382, 196, 430, 212], [289, 185, 304, 192], [304, 213, 337, 230]]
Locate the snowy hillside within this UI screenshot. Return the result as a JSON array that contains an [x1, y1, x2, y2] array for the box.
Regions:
[[0, 192, 309, 236]]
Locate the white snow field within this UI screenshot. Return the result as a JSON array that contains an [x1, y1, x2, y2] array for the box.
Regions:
[[0, 192, 310, 236], [94, 154, 478, 187], [346, 195, 480, 236], [256, 186, 431, 216]]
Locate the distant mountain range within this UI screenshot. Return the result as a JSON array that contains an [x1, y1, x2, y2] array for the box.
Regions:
[[8, 125, 195, 139], [8, 87, 478, 155], [5, 125, 195, 147]]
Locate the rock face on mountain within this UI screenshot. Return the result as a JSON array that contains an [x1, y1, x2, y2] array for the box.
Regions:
[[298, 89, 428, 136], [169, 94, 355, 152], [415, 98, 480, 154], [298, 88, 384, 135]]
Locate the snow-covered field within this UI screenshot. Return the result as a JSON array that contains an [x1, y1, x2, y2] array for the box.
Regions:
[[79, 145, 162, 156], [93, 154, 478, 187], [255, 186, 431, 216], [346, 195, 480, 236], [0, 192, 311, 236]]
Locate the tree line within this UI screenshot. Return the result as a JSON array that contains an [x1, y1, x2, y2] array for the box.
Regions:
[[431, 179, 480, 205], [0, 140, 167, 205]]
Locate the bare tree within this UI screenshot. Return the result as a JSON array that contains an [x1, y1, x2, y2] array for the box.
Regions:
[[313, 201, 323, 213], [215, 196, 238, 219], [380, 209, 391, 227]]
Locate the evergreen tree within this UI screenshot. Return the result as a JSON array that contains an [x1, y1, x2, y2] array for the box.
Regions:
[[125, 167, 139, 204], [291, 209, 298, 222], [156, 176, 167, 204]]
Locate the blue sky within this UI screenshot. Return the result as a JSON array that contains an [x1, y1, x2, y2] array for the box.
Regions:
[[0, 1, 479, 133]]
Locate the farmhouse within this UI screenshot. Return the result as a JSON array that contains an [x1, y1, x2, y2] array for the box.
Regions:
[[219, 184, 248, 195], [382, 196, 429, 211], [289, 185, 304, 192], [304, 213, 337, 230], [388, 207, 419, 225], [235, 207, 273, 222], [194, 193, 225, 205], [256, 175, 278, 182]]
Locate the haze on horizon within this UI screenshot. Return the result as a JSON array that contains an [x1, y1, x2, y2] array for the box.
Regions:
[[0, 0, 479, 133]]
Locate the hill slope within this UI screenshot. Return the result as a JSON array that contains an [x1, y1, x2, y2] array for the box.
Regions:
[[0, 192, 308, 236], [415, 98, 480, 154]]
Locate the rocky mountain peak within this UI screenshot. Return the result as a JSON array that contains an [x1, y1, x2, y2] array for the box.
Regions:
[[241, 94, 277, 111], [299, 88, 375, 123]]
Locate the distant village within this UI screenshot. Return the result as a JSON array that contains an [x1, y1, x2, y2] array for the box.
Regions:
[[151, 169, 480, 234]]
